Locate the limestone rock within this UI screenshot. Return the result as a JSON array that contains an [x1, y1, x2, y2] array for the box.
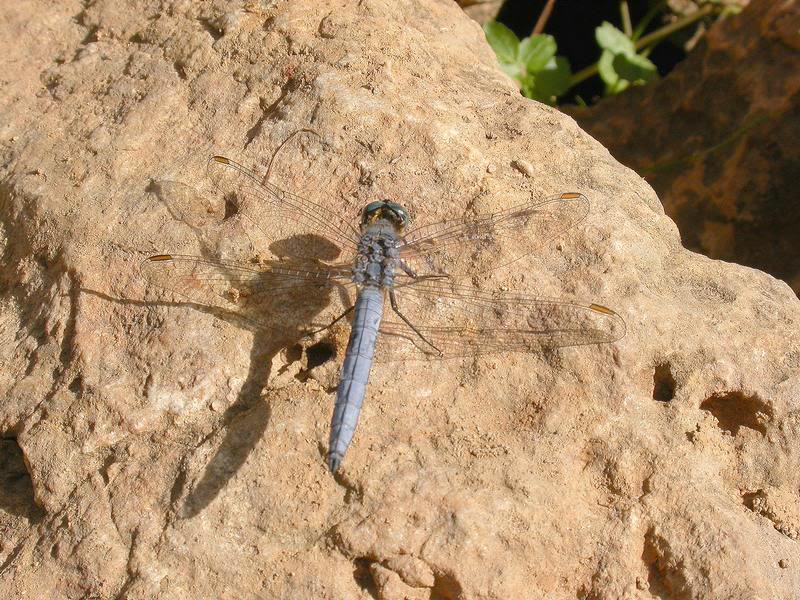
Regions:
[[1, 0, 799, 598]]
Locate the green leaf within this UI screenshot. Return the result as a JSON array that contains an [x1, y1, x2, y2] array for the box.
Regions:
[[483, 21, 519, 64], [595, 21, 634, 54], [519, 73, 536, 99], [499, 61, 523, 80], [533, 56, 572, 102], [519, 34, 556, 73], [598, 49, 620, 87], [598, 49, 628, 94], [612, 52, 658, 85]]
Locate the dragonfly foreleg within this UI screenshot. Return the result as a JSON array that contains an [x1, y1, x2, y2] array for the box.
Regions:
[[397, 258, 450, 284], [388, 289, 443, 356], [306, 304, 355, 336]]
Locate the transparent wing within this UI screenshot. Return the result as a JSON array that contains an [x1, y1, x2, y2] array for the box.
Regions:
[[375, 277, 625, 360], [141, 254, 354, 335], [207, 156, 361, 261], [399, 192, 589, 276]]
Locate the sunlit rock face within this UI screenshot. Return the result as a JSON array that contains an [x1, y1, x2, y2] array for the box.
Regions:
[[1, 0, 798, 598]]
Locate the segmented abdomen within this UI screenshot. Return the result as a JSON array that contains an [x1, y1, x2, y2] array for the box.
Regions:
[[328, 287, 384, 472]]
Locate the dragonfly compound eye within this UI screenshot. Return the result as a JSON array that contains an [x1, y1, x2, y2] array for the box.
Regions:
[[385, 202, 410, 229], [361, 200, 410, 230]]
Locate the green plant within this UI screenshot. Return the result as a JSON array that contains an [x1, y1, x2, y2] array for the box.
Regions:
[[482, 22, 571, 105], [595, 21, 657, 94], [484, 1, 738, 104]]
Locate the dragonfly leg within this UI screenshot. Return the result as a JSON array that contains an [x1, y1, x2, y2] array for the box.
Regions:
[[388, 289, 443, 356], [264, 128, 320, 185], [397, 258, 450, 283], [306, 305, 354, 336], [399, 260, 417, 278]]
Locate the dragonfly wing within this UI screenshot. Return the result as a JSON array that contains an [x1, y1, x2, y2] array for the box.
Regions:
[[207, 155, 361, 261], [141, 254, 355, 334], [375, 277, 625, 360], [399, 192, 589, 276]]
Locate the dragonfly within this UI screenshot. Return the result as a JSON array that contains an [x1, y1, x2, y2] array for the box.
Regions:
[[142, 147, 625, 473]]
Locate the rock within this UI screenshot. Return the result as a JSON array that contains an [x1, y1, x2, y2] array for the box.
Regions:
[[511, 158, 535, 177], [570, 0, 800, 294], [455, 0, 505, 25], [384, 554, 435, 588], [1, 0, 799, 598], [369, 562, 430, 600]]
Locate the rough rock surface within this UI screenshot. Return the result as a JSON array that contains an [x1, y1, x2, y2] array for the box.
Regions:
[[570, 0, 800, 294], [1, 1, 799, 599]]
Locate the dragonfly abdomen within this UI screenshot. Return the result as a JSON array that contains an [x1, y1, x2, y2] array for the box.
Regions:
[[328, 286, 384, 472]]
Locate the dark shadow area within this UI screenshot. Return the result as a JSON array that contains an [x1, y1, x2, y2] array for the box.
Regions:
[[177, 327, 275, 518], [741, 489, 765, 513], [0, 437, 44, 522], [652, 362, 676, 402], [700, 391, 772, 436], [641, 530, 671, 599], [430, 570, 464, 600], [133, 138, 359, 514], [352, 557, 379, 599], [641, 527, 692, 599], [270, 233, 342, 262], [305, 340, 336, 369], [85, 267, 338, 518]]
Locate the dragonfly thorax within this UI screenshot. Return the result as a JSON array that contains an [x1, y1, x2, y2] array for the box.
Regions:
[[352, 231, 400, 288]]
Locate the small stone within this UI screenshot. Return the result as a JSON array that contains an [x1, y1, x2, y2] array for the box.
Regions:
[[510, 159, 535, 177], [636, 577, 647, 590], [779, 559, 789, 569], [486, 163, 496, 173], [318, 14, 340, 39], [384, 554, 435, 588]]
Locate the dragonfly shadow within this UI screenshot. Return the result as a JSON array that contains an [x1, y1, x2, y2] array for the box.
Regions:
[[177, 326, 274, 519], [83, 262, 339, 519], [174, 274, 335, 518], [269, 233, 342, 262]]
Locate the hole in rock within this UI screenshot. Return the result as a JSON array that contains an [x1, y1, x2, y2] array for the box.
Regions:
[[641, 529, 690, 600], [0, 437, 43, 522], [431, 571, 463, 600], [100, 453, 116, 485], [69, 374, 82, 394], [652, 363, 676, 402], [223, 194, 239, 219], [352, 557, 378, 598], [741, 489, 765, 513], [700, 391, 772, 435], [305, 341, 336, 369]]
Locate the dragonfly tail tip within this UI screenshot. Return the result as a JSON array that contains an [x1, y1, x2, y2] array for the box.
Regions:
[[327, 452, 343, 473]]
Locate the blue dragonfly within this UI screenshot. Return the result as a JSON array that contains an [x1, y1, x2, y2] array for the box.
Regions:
[[142, 149, 625, 473]]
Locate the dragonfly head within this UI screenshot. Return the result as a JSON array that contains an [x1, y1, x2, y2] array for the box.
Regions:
[[361, 200, 410, 232]]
